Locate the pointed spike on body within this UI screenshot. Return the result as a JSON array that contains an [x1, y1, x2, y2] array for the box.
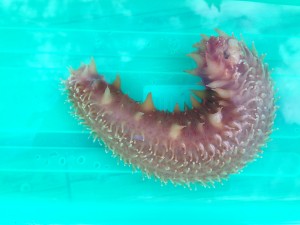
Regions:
[[190, 95, 201, 109], [184, 69, 197, 76], [101, 86, 113, 105], [169, 124, 186, 140], [68, 66, 75, 75], [197, 80, 204, 86], [207, 80, 228, 89], [184, 102, 190, 111], [219, 100, 230, 107], [213, 88, 234, 99], [214, 28, 229, 37], [200, 34, 209, 41], [187, 53, 203, 66], [260, 53, 266, 61], [240, 33, 245, 44], [141, 92, 156, 112], [174, 103, 180, 113], [89, 57, 97, 74], [252, 42, 258, 56], [113, 74, 121, 89], [208, 108, 223, 129], [192, 42, 202, 48], [134, 111, 144, 121], [82, 65, 89, 77], [191, 89, 206, 99]]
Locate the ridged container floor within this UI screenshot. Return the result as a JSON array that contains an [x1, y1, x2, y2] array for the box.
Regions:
[[0, 0, 299, 224]]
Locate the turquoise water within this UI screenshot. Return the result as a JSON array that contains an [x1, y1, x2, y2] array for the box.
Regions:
[[0, 0, 300, 224]]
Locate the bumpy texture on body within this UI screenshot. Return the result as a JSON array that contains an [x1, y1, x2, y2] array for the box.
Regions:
[[64, 30, 276, 186]]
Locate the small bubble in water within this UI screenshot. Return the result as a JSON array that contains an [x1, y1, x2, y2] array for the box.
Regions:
[[36, 155, 41, 160], [20, 183, 31, 192], [60, 157, 66, 165], [94, 162, 101, 169], [77, 156, 85, 164], [50, 152, 58, 157]]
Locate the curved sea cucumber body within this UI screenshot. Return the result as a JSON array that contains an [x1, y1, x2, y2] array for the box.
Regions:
[[65, 30, 276, 186]]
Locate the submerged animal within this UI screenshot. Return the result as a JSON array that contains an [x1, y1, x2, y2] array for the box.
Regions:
[[64, 30, 276, 186]]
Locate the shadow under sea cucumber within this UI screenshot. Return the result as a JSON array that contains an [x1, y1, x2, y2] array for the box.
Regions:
[[64, 29, 276, 187]]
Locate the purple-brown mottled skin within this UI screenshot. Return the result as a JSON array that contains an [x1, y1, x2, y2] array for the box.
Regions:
[[65, 31, 275, 186]]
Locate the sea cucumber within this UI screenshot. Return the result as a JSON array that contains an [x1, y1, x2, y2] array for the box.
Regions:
[[64, 30, 276, 186]]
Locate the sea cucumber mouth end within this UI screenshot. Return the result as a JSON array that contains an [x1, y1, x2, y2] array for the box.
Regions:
[[190, 32, 255, 87], [65, 58, 108, 97]]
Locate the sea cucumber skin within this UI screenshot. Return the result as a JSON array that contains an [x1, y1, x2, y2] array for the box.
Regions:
[[65, 32, 275, 186]]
